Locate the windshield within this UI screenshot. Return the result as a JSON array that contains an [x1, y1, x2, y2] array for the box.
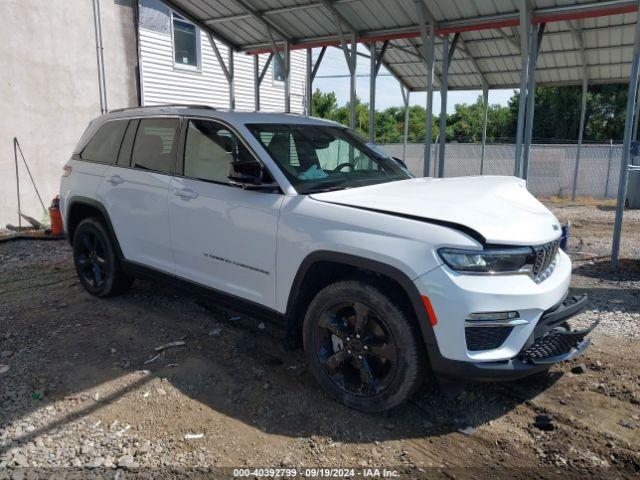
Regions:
[[246, 124, 412, 194]]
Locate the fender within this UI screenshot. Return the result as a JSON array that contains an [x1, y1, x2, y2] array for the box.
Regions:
[[284, 251, 441, 358], [66, 196, 125, 260]]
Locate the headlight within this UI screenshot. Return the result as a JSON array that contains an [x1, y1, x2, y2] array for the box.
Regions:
[[438, 247, 533, 273]]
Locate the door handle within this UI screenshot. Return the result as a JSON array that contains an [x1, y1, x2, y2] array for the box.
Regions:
[[106, 175, 124, 185], [174, 188, 198, 199]]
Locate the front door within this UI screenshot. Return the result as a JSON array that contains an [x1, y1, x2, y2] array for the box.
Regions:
[[168, 118, 283, 308]]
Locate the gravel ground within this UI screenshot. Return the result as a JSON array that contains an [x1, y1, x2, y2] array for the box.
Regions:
[[0, 199, 639, 479]]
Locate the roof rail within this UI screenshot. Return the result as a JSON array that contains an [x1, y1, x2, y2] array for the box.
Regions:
[[108, 104, 217, 113]]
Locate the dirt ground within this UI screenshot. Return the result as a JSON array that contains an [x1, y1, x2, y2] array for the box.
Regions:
[[0, 199, 639, 479]]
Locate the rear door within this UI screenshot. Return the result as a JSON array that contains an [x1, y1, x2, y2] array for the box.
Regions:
[[168, 118, 283, 308], [97, 116, 180, 274]]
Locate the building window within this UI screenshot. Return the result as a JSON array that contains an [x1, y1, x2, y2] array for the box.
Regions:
[[172, 13, 200, 70], [273, 57, 285, 83]]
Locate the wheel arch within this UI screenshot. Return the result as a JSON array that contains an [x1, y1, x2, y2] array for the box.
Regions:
[[284, 251, 439, 359], [66, 196, 124, 260]]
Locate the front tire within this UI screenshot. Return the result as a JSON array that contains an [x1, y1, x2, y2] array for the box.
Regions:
[[72, 217, 133, 297], [303, 279, 426, 412]]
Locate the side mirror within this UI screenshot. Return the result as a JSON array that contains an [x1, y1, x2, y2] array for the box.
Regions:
[[391, 156, 408, 170], [228, 159, 279, 190]]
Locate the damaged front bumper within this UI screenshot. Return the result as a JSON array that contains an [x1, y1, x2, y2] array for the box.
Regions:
[[431, 293, 597, 382]]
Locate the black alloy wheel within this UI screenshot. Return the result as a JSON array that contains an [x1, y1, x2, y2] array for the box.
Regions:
[[304, 279, 425, 412], [315, 301, 398, 397], [72, 217, 133, 297]]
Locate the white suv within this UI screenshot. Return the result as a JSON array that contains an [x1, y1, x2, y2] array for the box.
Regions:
[[60, 105, 594, 412]]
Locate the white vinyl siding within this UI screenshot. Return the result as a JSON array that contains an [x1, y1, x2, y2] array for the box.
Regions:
[[139, 26, 306, 113]]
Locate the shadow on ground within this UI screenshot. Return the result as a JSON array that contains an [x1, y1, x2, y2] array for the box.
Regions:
[[1, 251, 561, 454]]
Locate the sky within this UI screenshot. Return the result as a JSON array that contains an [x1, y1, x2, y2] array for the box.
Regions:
[[311, 46, 515, 114]]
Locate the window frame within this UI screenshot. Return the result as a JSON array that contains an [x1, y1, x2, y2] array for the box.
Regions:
[[171, 12, 201, 72], [176, 116, 282, 193]]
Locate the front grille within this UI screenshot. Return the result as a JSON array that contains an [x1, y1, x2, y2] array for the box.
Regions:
[[465, 326, 513, 351], [520, 327, 588, 363], [531, 239, 560, 283]]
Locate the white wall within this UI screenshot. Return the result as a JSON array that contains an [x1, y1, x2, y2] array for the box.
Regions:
[[0, 0, 138, 227], [138, 1, 306, 113]]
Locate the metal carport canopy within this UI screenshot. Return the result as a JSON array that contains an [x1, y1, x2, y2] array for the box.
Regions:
[[161, 0, 640, 91]]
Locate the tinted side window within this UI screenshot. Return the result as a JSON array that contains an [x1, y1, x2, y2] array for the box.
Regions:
[[131, 118, 179, 174], [183, 120, 254, 183], [116, 119, 139, 167], [81, 120, 128, 164]]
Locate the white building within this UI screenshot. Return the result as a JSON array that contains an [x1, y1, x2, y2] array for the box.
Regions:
[[0, 0, 307, 227], [138, 0, 307, 112]]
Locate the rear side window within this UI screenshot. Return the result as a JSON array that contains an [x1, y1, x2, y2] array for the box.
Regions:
[[131, 118, 180, 173], [81, 120, 128, 164]]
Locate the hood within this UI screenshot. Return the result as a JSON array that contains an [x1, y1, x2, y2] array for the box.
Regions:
[[310, 176, 561, 246]]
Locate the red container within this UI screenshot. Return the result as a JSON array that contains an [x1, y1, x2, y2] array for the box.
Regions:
[[49, 196, 64, 236]]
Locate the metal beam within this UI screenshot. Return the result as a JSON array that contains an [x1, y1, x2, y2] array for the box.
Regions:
[[438, 34, 456, 178], [239, 0, 640, 53], [571, 76, 589, 200], [571, 19, 589, 200], [254, 52, 274, 111], [207, 32, 235, 109], [370, 42, 377, 142], [227, 0, 290, 41], [401, 86, 410, 164], [480, 86, 489, 175], [611, 5, 640, 270], [456, 35, 489, 90], [254, 54, 260, 110], [284, 42, 291, 113], [306, 49, 312, 115], [348, 33, 356, 128], [523, 23, 545, 180], [514, 0, 532, 178], [497, 28, 521, 50], [415, 0, 436, 176]]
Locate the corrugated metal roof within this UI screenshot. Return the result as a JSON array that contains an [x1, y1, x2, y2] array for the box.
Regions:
[[162, 0, 639, 91]]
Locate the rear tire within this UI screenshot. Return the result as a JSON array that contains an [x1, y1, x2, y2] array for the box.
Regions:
[[72, 217, 133, 297], [303, 279, 425, 412]]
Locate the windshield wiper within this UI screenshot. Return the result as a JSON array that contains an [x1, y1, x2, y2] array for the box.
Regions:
[[305, 185, 348, 194]]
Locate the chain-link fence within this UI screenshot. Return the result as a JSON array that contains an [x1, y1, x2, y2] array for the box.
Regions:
[[381, 142, 622, 199]]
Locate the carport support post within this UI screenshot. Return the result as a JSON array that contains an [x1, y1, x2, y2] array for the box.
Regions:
[[306, 46, 326, 117], [369, 42, 377, 142], [523, 23, 544, 181], [424, 24, 435, 176], [438, 33, 458, 178], [438, 35, 450, 178], [604, 139, 614, 198], [254, 52, 274, 112], [611, 9, 640, 270], [571, 76, 589, 201], [254, 54, 260, 111], [400, 86, 410, 163], [228, 49, 235, 110], [284, 42, 291, 113], [306, 49, 312, 115], [416, 1, 435, 177], [348, 34, 357, 128], [480, 86, 489, 175], [208, 33, 235, 110], [514, 0, 531, 178]]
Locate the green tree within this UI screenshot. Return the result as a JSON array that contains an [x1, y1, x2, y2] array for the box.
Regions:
[[311, 89, 338, 119]]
